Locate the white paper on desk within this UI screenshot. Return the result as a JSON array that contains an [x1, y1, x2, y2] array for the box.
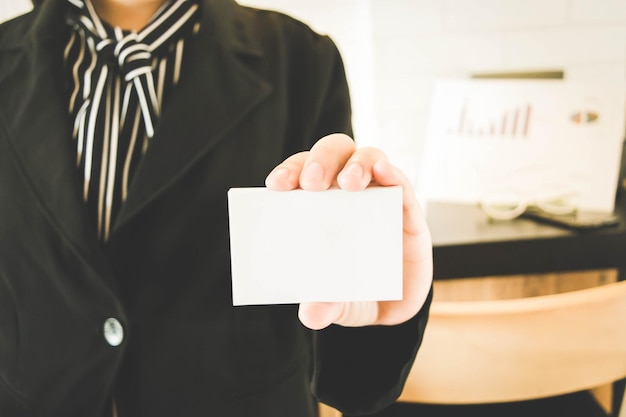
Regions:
[[418, 79, 626, 212], [227, 187, 403, 306]]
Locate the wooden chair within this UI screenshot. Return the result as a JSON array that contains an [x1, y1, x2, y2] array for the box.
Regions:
[[398, 277, 626, 415]]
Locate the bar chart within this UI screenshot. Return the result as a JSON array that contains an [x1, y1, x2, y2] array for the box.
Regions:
[[448, 101, 533, 139], [421, 79, 626, 213]]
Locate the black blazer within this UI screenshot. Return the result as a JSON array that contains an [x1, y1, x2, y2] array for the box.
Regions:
[[0, 1, 431, 416]]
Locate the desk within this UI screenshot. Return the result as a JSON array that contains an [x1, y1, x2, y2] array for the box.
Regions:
[[428, 196, 626, 280], [425, 196, 626, 415]]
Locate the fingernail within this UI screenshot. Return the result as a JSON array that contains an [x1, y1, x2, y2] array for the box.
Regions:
[[338, 163, 365, 190], [373, 159, 392, 174], [301, 162, 325, 185], [266, 167, 289, 187], [271, 167, 289, 180], [342, 163, 363, 179]]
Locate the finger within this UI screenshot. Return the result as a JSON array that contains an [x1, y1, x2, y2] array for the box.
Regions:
[[334, 301, 378, 327], [372, 159, 427, 238], [336, 147, 388, 191], [298, 302, 343, 330], [265, 151, 308, 191], [372, 159, 433, 325], [299, 133, 356, 191]]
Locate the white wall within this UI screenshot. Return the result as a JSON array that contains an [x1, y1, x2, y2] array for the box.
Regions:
[[3, 1, 626, 186]]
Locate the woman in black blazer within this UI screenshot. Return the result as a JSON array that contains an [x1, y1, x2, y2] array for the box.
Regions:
[[0, 0, 433, 416]]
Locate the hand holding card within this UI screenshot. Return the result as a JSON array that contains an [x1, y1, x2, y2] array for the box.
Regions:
[[254, 133, 433, 330]]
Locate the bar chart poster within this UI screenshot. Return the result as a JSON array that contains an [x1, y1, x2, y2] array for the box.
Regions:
[[449, 102, 533, 139], [418, 79, 626, 212]]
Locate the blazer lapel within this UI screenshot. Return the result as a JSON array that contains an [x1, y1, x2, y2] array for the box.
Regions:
[[0, 0, 107, 270], [113, 0, 273, 232]]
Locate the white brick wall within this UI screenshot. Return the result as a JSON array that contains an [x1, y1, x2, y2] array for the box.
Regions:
[[571, 0, 626, 23], [443, 0, 569, 30], [3, 0, 625, 185], [506, 27, 626, 68]]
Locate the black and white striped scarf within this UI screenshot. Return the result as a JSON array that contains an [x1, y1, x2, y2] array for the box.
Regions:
[[64, 0, 200, 242]]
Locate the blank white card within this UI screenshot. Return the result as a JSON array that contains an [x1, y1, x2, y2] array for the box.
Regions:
[[228, 187, 403, 306]]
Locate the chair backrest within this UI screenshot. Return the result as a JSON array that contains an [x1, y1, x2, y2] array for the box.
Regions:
[[399, 280, 626, 404]]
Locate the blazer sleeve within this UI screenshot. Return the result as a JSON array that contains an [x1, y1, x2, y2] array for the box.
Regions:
[[308, 36, 354, 141], [308, 36, 434, 416], [312, 290, 433, 416]]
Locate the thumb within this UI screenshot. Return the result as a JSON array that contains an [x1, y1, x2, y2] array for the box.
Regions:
[[298, 302, 343, 330], [298, 301, 379, 330]]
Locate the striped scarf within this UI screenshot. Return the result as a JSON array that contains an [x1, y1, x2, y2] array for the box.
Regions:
[[64, 0, 200, 242]]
